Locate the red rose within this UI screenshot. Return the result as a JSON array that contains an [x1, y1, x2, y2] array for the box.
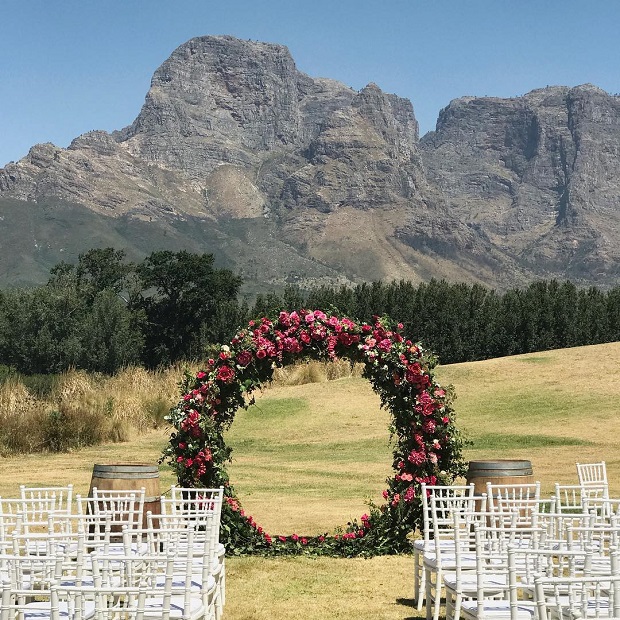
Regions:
[[216, 365, 235, 383], [236, 350, 253, 367]]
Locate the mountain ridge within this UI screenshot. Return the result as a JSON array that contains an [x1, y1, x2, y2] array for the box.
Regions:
[[2, 35, 619, 292]]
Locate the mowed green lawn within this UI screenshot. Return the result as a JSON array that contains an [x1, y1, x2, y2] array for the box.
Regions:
[[1, 341, 619, 619]]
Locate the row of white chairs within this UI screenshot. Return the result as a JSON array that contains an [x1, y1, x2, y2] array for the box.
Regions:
[[416, 479, 620, 620], [0, 485, 226, 620]]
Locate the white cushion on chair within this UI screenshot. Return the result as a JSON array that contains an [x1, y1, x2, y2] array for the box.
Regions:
[[461, 600, 536, 619]]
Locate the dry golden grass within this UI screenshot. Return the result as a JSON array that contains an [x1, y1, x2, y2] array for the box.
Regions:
[[1, 343, 620, 619], [0, 365, 196, 454], [225, 377, 390, 534], [436, 341, 620, 498]]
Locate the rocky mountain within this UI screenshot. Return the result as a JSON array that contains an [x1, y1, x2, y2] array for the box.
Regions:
[[2, 35, 620, 292]]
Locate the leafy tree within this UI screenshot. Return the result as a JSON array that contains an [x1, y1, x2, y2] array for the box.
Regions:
[[133, 251, 243, 367], [75, 248, 131, 300], [77, 290, 143, 374]]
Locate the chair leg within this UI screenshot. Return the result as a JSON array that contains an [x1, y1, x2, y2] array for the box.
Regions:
[[451, 590, 462, 620], [418, 565, 427, 610], [415, 551, 427, 610], [445, 588, 453, 620], [432, 567, 443, 620], [425, 567, 434, 620], [425, 564, 443, 620]]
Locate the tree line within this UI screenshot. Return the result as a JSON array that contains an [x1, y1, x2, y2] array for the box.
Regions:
[[1, 248, 619, 375]]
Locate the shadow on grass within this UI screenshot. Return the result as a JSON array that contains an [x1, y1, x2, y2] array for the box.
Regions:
[[397, 597, 443, 619]]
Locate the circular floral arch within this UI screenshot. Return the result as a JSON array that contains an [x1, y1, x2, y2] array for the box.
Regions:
[[162, 310, 467, 555]]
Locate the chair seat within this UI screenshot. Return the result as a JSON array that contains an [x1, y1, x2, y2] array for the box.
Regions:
[[156, 572, 216, 593], [21, 600, 97, 620], [444, 571, 507, 593], [423, 551, 477, 570], [461, 600, 536, 620], [415, 539, 458, 551], [543, 595, 612, 619], [143, 594, 205, 620]]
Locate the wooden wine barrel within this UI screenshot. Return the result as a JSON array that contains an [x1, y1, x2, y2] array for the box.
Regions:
[[89, 463, 161, 528], [466, 459, 535, 497]]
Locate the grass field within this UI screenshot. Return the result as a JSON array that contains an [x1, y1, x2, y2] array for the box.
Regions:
[[1, 341, 619, 619]]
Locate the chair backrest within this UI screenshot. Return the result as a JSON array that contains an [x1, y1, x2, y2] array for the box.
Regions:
[[87, 488, 145, 530], [576, 461, 608, 486], [542, 510, 596, 548], [534, 573, 620, 620], [58, 502, 115, 551], [428, 485, 478, 563], [486, 481, 541, 528], [420, 483, 475, 548], [20, 484, 73, 515], [168, 486, 224, 519], [148, 509, 220, 560], [163, 486, 224, 547], [553, 483, 585, 514]]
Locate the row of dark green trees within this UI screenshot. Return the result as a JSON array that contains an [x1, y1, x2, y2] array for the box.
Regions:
[[1, 248, 619, 375]]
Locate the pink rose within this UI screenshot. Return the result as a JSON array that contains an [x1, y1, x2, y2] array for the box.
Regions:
[[378, 338, 392, 352]]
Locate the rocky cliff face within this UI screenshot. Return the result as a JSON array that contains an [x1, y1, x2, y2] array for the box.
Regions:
[[2, 35, 620, 291], [420, 84, 620, 283]]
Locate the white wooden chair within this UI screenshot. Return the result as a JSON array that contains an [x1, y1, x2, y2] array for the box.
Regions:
[[20, 485, 74, 516], [148, 510, 223, 619], [577, 461, 610, 503], [163, 486, 225, 617], [125, 524, 218, 617], [534, 573, 620, 620], [458, 523, 535, 620], [424, 485, 479, 620], [458, 527, 593, 620], [414, 483, 475, 612], [444, 511, 519, 620], [89, 548, 215, 620]]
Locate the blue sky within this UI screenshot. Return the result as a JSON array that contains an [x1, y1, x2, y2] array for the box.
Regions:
[[1, 0, 618, 167]]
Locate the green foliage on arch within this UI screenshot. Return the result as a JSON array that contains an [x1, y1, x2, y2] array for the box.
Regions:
[[162, 310, 467, 556]]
